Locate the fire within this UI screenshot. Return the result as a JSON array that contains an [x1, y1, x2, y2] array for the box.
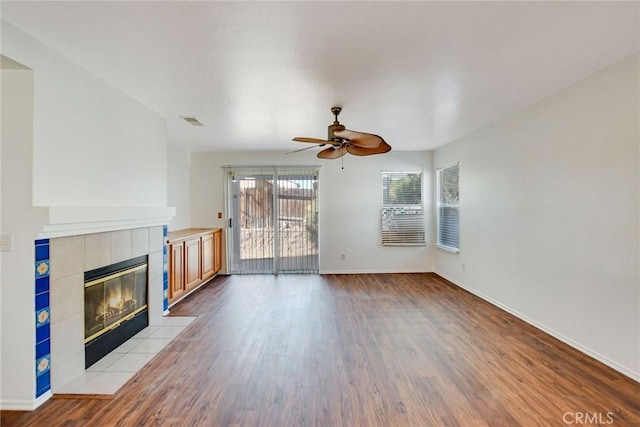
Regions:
[[107, 285, 122, 311], [93, 282, 138, 323]]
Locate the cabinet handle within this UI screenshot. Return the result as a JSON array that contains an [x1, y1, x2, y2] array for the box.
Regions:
[[229, 218, 233, 228]]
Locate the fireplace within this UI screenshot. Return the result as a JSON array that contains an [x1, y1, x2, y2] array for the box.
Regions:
[[84, 255, 149, 368]]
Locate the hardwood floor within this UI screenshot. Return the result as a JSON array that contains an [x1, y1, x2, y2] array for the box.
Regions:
[[2, 273, 639, 426]]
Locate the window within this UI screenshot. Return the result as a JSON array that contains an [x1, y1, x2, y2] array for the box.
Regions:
[[436, 163, 459, 252], [381, 171, 426, 246]]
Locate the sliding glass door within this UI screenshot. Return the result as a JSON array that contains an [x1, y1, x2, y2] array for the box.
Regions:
[[225, 166, 319, 274]]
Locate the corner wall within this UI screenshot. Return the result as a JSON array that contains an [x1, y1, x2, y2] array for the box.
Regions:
[[433, 53, 640, 380], [1, 21, 168, 207], [167, 143, 191, 231], [0, 65, 45, 409], [0, 22, 170, 409]]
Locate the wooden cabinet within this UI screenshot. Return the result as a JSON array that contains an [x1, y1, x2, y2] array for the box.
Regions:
[[169, 241, 186, 300], [201, 232, 215, 281], [167, 228, 223, 306], [185, 237, 202, 288], [213, 229, 222, 273]]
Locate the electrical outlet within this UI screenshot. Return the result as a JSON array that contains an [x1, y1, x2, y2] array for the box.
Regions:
[[0, 235, 13, 252], [341, 253, 346, 261], [217, 212, 223, 219]]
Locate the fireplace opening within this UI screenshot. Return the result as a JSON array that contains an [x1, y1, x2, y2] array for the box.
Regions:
[[84, 255, 148, 368]]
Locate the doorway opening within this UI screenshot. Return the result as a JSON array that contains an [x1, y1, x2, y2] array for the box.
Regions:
[[225, 166, 319, 274]]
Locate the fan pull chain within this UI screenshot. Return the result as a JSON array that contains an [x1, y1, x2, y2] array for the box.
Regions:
[[341, 154, 344, 170]]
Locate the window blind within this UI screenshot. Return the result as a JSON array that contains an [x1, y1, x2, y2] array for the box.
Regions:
[[436, 163, 459, 251], [381, 171, 426, 246]]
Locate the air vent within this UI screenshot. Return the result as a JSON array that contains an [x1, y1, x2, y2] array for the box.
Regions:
[[181, 116, 204, 126]]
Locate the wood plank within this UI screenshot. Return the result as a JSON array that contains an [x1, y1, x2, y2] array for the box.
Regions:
[[2, 273, 639, 426]]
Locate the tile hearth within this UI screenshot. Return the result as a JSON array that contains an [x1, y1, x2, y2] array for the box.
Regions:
[[57, 316, 196, 395]]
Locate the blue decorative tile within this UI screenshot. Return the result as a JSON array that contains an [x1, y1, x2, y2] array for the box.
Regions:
[[36, 371, 51, 397], [36, 276, 50, 295], [35, 355, 50, 377], [36, 323, 50, 344], [35, 292, 49, 311], [35, 307, 50, 328], [161, 225, 169, 312], [35, 244, 49, 262], [34, 239, 52, 399], [35, 260, 50, 278], [36, 339, 50, 359]]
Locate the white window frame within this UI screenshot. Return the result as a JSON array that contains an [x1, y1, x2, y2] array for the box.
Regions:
[[436, 162, 459, 253], [381, 170, 426, 246]]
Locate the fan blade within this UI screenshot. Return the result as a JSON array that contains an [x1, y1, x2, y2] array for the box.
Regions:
[[346, 141, 392, 156], [286, 144, 324, 154], [317, 145, 348, 159], [293, 137, 332, 144], [333, 129, 383, 149]]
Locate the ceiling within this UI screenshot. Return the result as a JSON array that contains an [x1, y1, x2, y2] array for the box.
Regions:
[[2, 1, 638, 152]]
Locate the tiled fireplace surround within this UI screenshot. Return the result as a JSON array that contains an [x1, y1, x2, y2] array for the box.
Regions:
[[44, 225, 167, 393]]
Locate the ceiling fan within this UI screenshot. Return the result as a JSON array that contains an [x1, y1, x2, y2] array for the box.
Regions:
[[291, 107, 391, 159]]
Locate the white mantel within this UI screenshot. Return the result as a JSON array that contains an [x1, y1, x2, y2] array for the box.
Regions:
[[39, 206, 176, 239]]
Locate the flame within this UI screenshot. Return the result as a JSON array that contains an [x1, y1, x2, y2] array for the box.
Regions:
[[107, 285, 122, 310], [123, 286, 135, 304]]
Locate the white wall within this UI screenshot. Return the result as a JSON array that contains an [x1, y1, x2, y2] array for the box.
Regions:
[[167, 144, 190, 231], [433, 53, 640, 380], [0, 66, 48, 408], [1, 22, 167, 207], [190, 150, 435, 274]]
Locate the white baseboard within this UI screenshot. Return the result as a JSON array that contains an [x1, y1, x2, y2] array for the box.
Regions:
[[34, 391, 51, 409], [434, 270, 640, 383], [0, 399, 35, 411], [320, 269, 433, 275], [0, 390, 51, 411]]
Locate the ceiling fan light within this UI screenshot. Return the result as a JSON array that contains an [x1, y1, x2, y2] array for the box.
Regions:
[[292, 106, 392, 160]]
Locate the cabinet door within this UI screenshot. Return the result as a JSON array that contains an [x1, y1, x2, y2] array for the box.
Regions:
[[201, 232, 215, 280], [185, 238, 202, 289], [213, 229, 222, 273], [169, 242, 185, 301]]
